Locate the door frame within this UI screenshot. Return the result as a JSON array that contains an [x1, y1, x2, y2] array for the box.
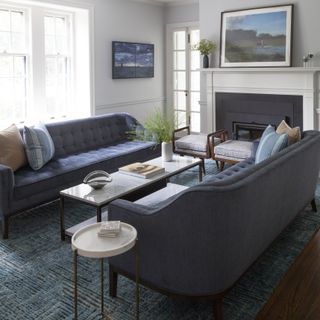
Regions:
[[166, 21, 200, 129]]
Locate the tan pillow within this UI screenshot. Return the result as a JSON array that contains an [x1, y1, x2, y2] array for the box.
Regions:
[[0, 124, 27, 171], [276, 120, 301, 145]]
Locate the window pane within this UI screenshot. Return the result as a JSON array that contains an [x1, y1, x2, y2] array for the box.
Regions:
[[14, 56, 26, 76], [190, 112, 200, 132], [45, 16, 54, 35], [11, 32, 25, 52], [45, 35, 55, 54], [173, 51, 185, 70], [0, 56, 13, 76], [55, 35, 67, 54], [190, 71, 200, 91], [174, 91, 186, 111], [174, 71, 186, 90], [55, 17, 66, 36], [173, 31, 185, 50], [11, 11, 24, 33], [0, 10, 10, 31], [0, 31, 10, 52], [190, 92, 200, 112], [191, 51, 200, 70]]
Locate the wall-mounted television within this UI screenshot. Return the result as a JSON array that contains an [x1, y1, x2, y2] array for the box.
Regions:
[[112, 41, 154, 79]]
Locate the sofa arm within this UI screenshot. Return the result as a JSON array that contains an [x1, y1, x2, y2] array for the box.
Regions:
[[0, 164, 14, 218]]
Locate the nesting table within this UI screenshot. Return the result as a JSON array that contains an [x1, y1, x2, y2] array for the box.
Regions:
[[71, 222, 139, 319]]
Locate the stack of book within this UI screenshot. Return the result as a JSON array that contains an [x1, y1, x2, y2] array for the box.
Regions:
[[97, 221, 121, 237], [119, 162, 165, 179]]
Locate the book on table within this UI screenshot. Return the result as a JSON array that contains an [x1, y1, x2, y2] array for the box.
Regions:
[[119, 162, 165, 179]]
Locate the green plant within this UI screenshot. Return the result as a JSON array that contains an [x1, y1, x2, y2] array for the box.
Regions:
[[144, 109, 174, 143], [193, 39, 217, 55]]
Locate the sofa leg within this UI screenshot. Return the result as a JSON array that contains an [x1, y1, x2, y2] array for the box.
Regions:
[[213, 298, 223, 320], [311, 198, 317, 212], [2, 216, 9, 239], [201, 158, 206, 175], [219, 161, 225, 172], [109, 266, 118, 298]]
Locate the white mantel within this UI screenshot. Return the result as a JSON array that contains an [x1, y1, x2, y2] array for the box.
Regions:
[[202, 67, 320, 132]]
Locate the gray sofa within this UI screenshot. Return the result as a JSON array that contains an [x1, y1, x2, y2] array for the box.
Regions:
[[0, 113, 160, 239], [108, 130, 320, 319]]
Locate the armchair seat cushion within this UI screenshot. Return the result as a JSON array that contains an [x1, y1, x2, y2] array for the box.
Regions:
[[175, 134, 221, 152], [214, 140, 254, 161]]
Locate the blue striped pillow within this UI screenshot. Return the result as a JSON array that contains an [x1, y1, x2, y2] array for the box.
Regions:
[[255, 126, 289, 164], [23, 123, 55, 170]]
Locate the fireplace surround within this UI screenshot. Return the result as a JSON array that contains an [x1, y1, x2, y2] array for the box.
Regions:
[[202, 67, 320, 134]]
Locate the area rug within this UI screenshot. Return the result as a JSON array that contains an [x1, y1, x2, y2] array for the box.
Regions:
[[0, 161, 319, 320]]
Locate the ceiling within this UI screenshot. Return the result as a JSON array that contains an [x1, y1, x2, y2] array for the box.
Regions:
[[135, 0, 198, 5]]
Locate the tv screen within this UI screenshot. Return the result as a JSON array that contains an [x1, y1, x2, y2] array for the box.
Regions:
[[112, 41, 154, 79]]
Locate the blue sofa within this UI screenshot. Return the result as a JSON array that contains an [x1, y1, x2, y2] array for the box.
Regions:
[[0, 113, 160, 239], [108, 130, 320, 319]]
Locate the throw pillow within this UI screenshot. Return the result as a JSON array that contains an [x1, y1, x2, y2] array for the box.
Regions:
[[23, 123, 55, 170], [255, 126, 289, 164], [276, 120, 301, 145], [0, 124, 27, 171]]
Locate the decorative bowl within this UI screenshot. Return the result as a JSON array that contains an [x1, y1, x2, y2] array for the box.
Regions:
[[83, 170, 112, 189]]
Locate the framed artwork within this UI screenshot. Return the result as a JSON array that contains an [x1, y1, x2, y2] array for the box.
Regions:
[[220, 4, 293, 67], [112, 41, 154, 79]]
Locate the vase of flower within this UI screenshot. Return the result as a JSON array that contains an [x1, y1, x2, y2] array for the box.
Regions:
[[161, 141, 173, 162], [194, 39, 217, 69]]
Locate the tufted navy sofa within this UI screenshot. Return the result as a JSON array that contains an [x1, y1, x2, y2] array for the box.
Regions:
[[107, 130, 320, 319], [0, 113, 160, 239]]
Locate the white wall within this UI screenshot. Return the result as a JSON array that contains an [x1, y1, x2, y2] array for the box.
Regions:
[[199, 0, 320, 67], [165, 2, 199, 24], [94, 0, 165, 123]]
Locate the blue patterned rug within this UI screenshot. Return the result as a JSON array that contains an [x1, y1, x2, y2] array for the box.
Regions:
[[0, 161, 319, 320]]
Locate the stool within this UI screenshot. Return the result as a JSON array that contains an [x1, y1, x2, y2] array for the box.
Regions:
[[213, 140, 254, 171]]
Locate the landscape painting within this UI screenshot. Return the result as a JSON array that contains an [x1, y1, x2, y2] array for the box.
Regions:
[[112, 41, 154, 79], [220, 5, 293, 67]]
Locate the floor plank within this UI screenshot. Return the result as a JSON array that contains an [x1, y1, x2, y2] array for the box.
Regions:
[[256, 227, 320, 320]]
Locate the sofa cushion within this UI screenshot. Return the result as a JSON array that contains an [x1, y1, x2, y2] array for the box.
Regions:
[[0, 124, 27, 171], [13, 140, 156, 200], [276, 120, 301, 145], [214, 140, 253, 160], [175, 134, 220, 152], [255, 128, 288, 164], [23, 123, 55, 170]]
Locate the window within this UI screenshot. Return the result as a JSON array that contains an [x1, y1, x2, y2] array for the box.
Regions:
[[0, 1, 92, 128], [44, 14, 71, 118], [0, 8, 27, 124]]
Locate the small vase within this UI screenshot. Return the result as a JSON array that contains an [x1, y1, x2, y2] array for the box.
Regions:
[[161, 141, 173, 162], [203, 55, 209, 68]]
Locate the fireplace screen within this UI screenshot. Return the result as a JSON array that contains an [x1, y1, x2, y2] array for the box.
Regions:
[[232, 122, 272, 141]]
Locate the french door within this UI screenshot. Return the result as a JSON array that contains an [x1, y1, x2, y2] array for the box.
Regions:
[[169, 26, 200, 132]]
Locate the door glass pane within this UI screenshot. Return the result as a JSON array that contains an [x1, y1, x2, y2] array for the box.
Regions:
[[190, 71, 200, 91], [174, 91, 186, 110], [174, 71, 186, 90], [190, 29, 200, 47], [190, 112, 200, 132], [190, 92, 200, 112], [173, 51, 186, 70], [173, 31, 185, 50], [191, 51, 200, 70], [175, 111, 187, 128]]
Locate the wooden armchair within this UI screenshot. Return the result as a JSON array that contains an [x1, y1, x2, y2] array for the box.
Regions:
[[172, 126, 227, 174]]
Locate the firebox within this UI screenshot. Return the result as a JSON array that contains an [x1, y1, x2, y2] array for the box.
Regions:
[[216, 92, 303, 141]]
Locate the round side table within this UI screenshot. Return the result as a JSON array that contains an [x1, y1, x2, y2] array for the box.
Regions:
[[71, 222, 139, 319]]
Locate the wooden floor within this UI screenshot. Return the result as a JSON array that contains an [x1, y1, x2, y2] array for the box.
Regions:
[[256, 227, 320, 320]]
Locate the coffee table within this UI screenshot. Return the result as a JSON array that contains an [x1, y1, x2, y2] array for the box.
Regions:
[[60, 155, 202, 240]]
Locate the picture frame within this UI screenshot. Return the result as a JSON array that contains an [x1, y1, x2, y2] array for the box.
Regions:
[[112, 41, 154, 79], [220, 4, 293, 68]]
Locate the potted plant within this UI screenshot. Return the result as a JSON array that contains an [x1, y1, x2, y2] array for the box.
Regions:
[[193, 39, 217, 68], [144, 109, 175, 161]]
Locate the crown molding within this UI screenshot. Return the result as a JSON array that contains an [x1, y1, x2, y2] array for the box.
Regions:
[[129, 0, 198, 7]]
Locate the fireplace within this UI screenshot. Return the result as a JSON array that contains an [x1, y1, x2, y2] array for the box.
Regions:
[[215, 92, 303, 141]]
